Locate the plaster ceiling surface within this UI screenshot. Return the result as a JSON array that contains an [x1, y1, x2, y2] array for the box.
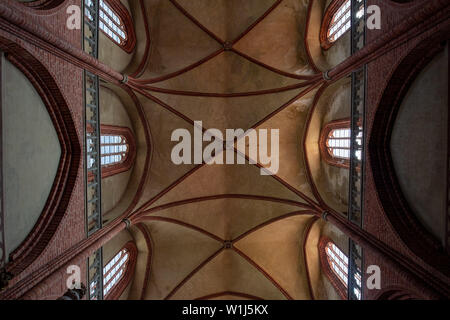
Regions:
[[123, 0, 329, 300]]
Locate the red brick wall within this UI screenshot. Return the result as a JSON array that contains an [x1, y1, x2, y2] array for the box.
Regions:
[[0, 0, 86, 299], [363, 0, 448, 299], [1, 0, 448, 300]]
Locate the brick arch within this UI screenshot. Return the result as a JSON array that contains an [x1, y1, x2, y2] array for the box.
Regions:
[[319, 0, 347, 51], [375, 286, 423, 300], [318, 236, 347, 300], [0, 38, 81, 276], [101, 0, 137, 54], [18, 0, 65, 11], [368, 34, 450, 276], [388, 0, 416, 3], [87, 124, 136, 180], [101, 125, 136, 178]]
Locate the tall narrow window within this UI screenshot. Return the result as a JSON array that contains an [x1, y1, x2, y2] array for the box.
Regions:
[[319, 119, 361, 168], [319, 237, 361, 300], [327, 127, 351, 160], [100, 0, 126, 45], [102, 247, 129, 297], [325, 241, 349, 287], [88, 125, 136, 180], [84, 0, 136, 53], [328, 0, 351, 44], [89, 242, 137, 300], [320, 0, 364, 50]]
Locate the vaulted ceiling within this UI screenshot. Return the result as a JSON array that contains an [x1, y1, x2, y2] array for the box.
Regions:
[[104, 0, 344, 300]]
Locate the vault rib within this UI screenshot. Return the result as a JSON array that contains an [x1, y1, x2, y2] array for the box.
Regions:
[[140, 194, 313, 217], [136, 223, 153, 300], [194, 291, 264, 300], [130, 163, 206, 219], [302, 217, 319, 300], [169, 0, 225, 45], [129, 0, 151, 78], [232, 48, 319, 80], [131, 78, 318, 98], [232, 247, 293, 300], [131, 86, 198, 126], [131, 48, 224, 85], [140, 216, 225, 243], [131, 0, 319, 88], [115, 85, 153, 217], [303, 0, 321, 73], [231, 148, 322, 211], [164, 247, 225, 300], [248, 80, 323, 130], [232, 210, 316, 243], [302, 83, 330, 209], [231, 0, 283, 45]]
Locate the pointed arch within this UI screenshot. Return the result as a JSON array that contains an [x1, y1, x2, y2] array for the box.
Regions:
[[88, 124, 136, 180], [0, 39, 81, 275], [369, 35, 450, 276], [320, 0, 364, 50], [18, 0, 65, 11], [319, 236, 348, 300], [101, 241, 137, 300], [85, 0, 137, 53], [375, 286, 423, 300], [319, 118, 352, 168]]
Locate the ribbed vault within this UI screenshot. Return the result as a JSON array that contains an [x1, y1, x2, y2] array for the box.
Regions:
[[115, 0, 335, 300]]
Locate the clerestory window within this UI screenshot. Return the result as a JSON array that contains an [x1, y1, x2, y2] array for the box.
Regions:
[[319, 119, 362, 168], [84, 0, 136, 52], [320, 0, 364, 50]]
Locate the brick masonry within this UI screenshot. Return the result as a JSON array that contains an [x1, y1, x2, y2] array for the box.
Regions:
[[363, 0, 449, 299], [0, 0, 448, 300], [0, 0, 86, 299]]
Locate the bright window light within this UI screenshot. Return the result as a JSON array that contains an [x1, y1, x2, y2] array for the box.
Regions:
[[326, 127, 363, 161], [327, 0, 365, 43], [327, 128, 351, 160], [85, 0, 127, 45], [325, 241, 361, 300], [89, 248, 130, 298]]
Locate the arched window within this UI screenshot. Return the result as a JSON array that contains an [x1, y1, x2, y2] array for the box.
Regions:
[[89, 242, 137, 300], [319, 237, 361, 300], [87, 125, 136, 180], [84, 0, 136, 53], [328, 0, 351, 44], [320, 0, 364, 50], [327, 127, 351, 160], [18, 0, 65, 10], [319, 119, 361, 168], [102, 247, 130, 297], [325, 241, 349, 287], [100, 134, 128, 167]]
